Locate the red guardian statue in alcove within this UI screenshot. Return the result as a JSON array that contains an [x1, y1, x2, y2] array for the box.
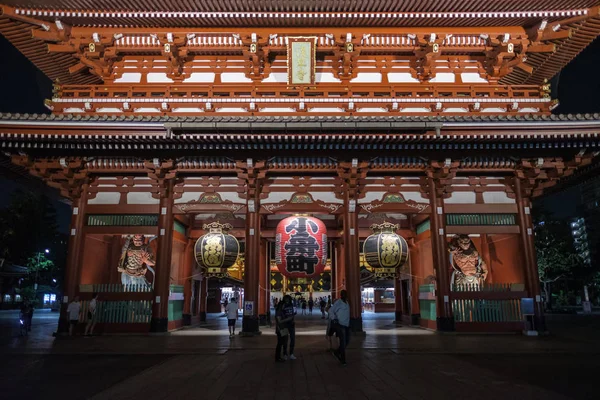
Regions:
[[448, 234, 488, 289], [117, 234, 156, 287]]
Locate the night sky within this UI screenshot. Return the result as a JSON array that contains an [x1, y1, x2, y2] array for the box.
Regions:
[[1, 35, 600, 222]]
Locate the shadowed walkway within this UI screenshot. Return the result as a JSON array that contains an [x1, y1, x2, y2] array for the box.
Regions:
[[0, 310, 599, 399]]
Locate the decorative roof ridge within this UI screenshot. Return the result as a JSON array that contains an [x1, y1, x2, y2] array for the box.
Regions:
[[2, 113, 600, 123]]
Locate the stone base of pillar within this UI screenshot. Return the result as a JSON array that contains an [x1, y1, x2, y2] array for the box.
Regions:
[[349, 317, 365, 335], [411, 314, 420, 326], [436, 316, 455, 332], [56, 310, 69, 334], [199, 311, 207, 322], [534, 314, 548, 333], [241, 316, 261, 336], [258, 314, 268, 326], [394, 311, 403, 324], [182, 314, 192, 326], [150, 317, 168, 332]]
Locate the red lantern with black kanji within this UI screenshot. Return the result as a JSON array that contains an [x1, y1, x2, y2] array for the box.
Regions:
[[275, 216, 327, 279]]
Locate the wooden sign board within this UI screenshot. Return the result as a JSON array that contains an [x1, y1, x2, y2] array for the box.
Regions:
[[287, 37, 316, 86]]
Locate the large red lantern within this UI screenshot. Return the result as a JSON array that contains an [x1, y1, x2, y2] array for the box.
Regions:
[[275, 215, 327, 278]]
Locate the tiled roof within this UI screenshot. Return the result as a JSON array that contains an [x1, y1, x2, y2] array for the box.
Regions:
[[2, 112, 600, 123]]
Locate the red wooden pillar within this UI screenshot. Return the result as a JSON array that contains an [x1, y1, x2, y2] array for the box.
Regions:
[[515, 177, 545, 330], [151, 179, 175, 332], [182, 239, 194, 326], [343, 191, 363, 332], [334, 239, 346, 299], [199, 276, 208, 322], [394, 277, 403, 322], [258, 239, 268, 325], [428, 177, 454, 331], [409, 242, 421, 324], [242, 187, 261, 335], [58, 183, 89, 333]]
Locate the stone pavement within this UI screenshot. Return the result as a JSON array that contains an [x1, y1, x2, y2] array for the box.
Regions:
[[0, 310, 599, 400]]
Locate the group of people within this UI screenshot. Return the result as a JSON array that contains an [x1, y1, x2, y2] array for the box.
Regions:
[[274, 291, 350, 365], [65, 293, 99, 337]]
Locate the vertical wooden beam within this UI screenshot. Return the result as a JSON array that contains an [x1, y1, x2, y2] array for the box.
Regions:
[[334, 239, 346, 299], [182, 238, 194, 326], [58, 183, 89, 333], [258, 239, 268, 325], [343, 189, 363, 332], [151, 179, 175, 332], [514, 177, 535, 294], [394, 277, 403, 322], [242, 189, 261, 335], [199, 276, 208, 322], [428, 177, 454, 331]]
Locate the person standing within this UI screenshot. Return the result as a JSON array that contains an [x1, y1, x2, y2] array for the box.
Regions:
[[319, 297, 326, 319], [308, 298, 314, 315], [328, 290, 351, 365], [84, 293, 99, 337], [275, 299, 291, 362], [225, 298, 239, 338], [67, 296, 82, 337], [301, 299, 307, 315], [281, 295, 297, 360]]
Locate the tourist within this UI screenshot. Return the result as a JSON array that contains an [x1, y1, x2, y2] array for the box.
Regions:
[[282, 294, 297, 360], [301, 298, 307, 315], [275, 298, 291, 362], [326, 295, 332, 317], [319, 297, 326, 319], [84, 293, 99, 337], [328, 290, 351, 365], [308, 298, 314, 315], [225, 298, 239, 338], [67, 296, 82, 337]]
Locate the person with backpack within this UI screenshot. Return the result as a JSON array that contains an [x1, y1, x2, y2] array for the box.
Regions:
[[328, 290, 351, 365], [67, 296, 82, 337]]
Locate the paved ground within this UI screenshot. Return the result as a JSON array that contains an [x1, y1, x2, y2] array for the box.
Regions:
[[1, 309, 599, 400]]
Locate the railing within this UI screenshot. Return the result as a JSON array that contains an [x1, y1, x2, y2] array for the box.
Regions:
[[446, 213, 516, 226], [57, 83, 545, 101], [80, 284, 153, 293], [452, 283, 525, 292], [79, 300, 153, 324], [86, 214, 159, 227], [453, 299, 522, 323]]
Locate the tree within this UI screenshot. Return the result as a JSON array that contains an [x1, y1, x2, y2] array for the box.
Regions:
[[533, 210, 585, 310]]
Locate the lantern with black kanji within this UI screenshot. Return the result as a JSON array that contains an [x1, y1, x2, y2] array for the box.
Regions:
[[195, 222, 240, 277], [275, 215, 327, 279], [363, 222, 409, 278]]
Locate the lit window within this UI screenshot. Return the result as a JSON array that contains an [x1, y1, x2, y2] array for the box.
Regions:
[[50, 294, 56, 302], [15, 294, 22, 302], [44, 294, 50, 303], [3, 294, 11, 303]]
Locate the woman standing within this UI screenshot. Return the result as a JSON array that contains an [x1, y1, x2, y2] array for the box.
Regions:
[[328, 290, 351, 365]]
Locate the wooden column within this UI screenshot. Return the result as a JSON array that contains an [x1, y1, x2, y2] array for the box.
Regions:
[[199, 275, 208, 322], [343, 190, 363, 332], [58, 183, 89, 333], [151, 178, 175, 332], [240, 160, 264, 335], [480, 234, 493, 283], [427, 177, 454, 331], [242, 190, 261, 334], [258, 239, 268, 325], [409, 242, 421, 324], [514, 177, 545, 329], [514, 178, 535, 294], [394, 277, 403, 322], [182, 238, 194, 326], [334, 239, 346, 298]]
